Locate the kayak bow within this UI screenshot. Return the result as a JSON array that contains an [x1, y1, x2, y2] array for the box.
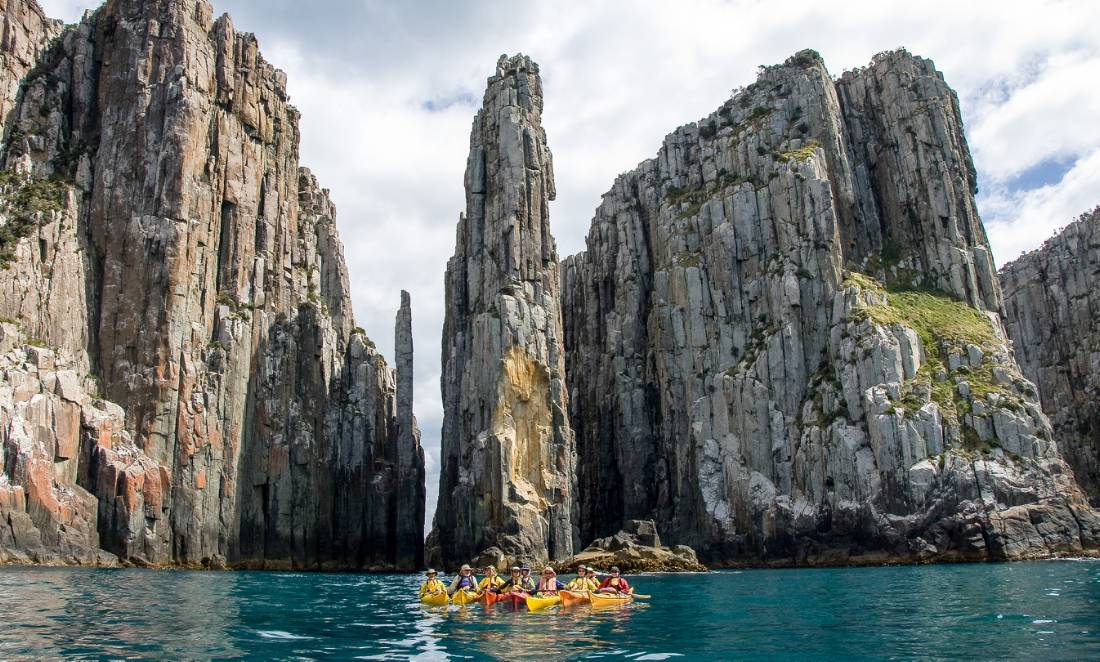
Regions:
[[508, 591, 529, 608], [419, 592, 448, 607], [560, 590, 590, 606], [451, 589, 481, 606], [526, 593, 562, 611], [589, 591, 634, 608]]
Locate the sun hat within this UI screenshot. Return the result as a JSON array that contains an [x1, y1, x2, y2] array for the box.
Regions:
[[460, 564, 471, 571], [543, 567, 555, 575], [610, 566, 620, 573], [426, 568, 438, 575]]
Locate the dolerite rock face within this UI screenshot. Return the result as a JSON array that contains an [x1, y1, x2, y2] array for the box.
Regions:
[[561, 49, 1100, 565], [1001, 207, 1100, 505], [430, 54, 575, 568], [0, 0, 424, 569]]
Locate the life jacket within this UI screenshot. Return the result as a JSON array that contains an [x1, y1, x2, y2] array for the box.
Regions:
[[569, 576, 597, 591], [603, 576, 629, 591], [479, 575, 504, 590], [537, 578, 561, 593], [420, 579, 445, 595], [455, 574, 478, 590]]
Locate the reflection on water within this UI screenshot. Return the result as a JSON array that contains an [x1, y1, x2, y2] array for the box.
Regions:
[[0, 560, 1098, 660]]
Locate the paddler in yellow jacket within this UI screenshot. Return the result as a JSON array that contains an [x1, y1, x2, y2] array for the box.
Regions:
[[478, 565, 505, 593], [419, 569, 446, 598], [566, 565, 599, 591]]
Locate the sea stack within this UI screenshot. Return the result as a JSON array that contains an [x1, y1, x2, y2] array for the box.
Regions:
[[429, 54, 576, 567], [395, 290, 426, 568]]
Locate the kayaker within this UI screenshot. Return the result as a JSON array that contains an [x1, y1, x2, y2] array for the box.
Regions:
[[595, 566, 632, 594], [447, 564, 479, 596], [519, 566, 536, 591], [535, 567, 565, 595], [499, 566, 526, 592], [566, 565, 597, 591], [585, 567, 601, 587], [419, 569, 446, 598], [478, 565, 505, 593]]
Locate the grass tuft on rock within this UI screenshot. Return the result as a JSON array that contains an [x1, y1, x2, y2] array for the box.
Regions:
[[0, 171, 67, 268]]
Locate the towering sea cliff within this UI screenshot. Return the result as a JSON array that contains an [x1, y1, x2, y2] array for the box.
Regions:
[[0, 0, 424, 569], [428, 54, 575, 567], [560, 50, 1100, 565], [1001, 208, 1100, 505]]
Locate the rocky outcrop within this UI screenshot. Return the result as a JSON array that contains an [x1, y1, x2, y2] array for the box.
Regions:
[[561, 520, 706, 573], [0, 0, 423, 569], [429, 54, 575, 568], [560, 49, 1100, 565], [1001, 207, 1100, 505]]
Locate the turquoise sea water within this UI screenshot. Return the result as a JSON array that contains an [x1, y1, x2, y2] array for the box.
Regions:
[[1, 560, 1098, 660]]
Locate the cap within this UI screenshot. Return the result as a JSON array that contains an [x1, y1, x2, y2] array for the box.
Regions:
[[610, 566, 621, 573], [426, 568, 438, 575], [510, 566, 521, 572], [521, 565, 531, 571]]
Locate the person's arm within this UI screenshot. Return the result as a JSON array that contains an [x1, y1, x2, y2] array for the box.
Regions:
[[447, 576, 460, 595], [621, 578, 632, 593]]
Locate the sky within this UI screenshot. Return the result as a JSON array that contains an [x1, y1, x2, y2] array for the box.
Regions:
[[41, 0, 1100, 531]]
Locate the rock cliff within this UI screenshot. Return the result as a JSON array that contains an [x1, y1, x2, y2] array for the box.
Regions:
[[560, 49, 1100, 565], [429, 54, 575, 567], [1001, 207, 1100, 505], [0, 0, 423, 569]]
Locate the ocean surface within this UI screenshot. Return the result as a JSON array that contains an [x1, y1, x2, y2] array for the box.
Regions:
[[1, 560, 1098, 660]]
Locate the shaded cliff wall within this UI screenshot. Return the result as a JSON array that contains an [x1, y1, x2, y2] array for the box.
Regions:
[[0, 0, 423, 569], [1001, 207, 1100, 505], [429, 54, 575, 567], [561, 50, 1099, 564]]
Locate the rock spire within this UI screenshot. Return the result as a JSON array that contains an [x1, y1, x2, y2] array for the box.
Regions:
[[429, 54, 576, 567]]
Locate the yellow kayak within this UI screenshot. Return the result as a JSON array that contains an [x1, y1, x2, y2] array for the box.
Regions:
[[526, 593, 562, 610], [451, 589, 481, 605], [420, 591, 448, 606], [589, 591, 633, 608]]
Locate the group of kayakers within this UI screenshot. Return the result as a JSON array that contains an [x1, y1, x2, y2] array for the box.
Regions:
[[419, 563, 633, 600]]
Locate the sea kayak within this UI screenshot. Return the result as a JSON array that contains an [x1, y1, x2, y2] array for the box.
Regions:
[[451, 589, 481, 605], [526, 593, 562, 611], [419, 592, 448, 607], [508, 591, 529, 608], [559, 590, 590, 606], [589, 591, 633, 608], [480, 590, 505, 606]]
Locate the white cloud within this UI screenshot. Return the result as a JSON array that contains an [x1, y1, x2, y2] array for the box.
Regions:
[[36, 0, 1100, 532]]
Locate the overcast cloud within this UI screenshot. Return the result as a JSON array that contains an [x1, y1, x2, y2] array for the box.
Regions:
[[40, 0, 1100, 531]]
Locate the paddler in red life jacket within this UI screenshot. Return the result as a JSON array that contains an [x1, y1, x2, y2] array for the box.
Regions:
[[595, 566, 633, 594], [535, 567, 566, 595], [447, 564, 479, 596]]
